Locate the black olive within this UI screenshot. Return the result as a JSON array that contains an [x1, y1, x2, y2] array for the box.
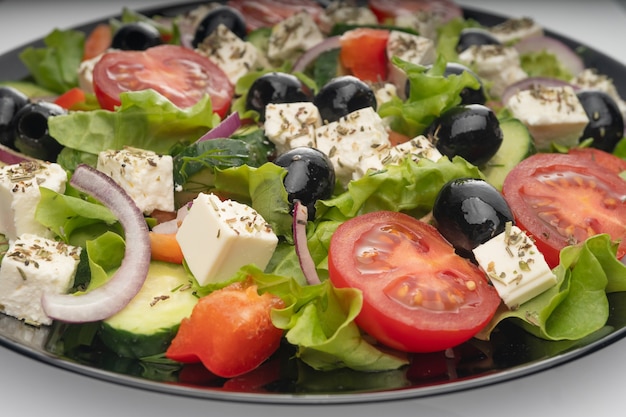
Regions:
[[425, 104, 503, 166], [577, 90, 624, 152], [0, 86, 29, 148], [11, 101, 66, 161], [313, 75, 377, 123], [192, 6, 247, 47], [246, 72, 312, 121], [111, 22, 162, 51], [456, 28, 501, 53], [433, 177, 514, 257], [273, 147, 335, 220], [406, 62, 486, 105]]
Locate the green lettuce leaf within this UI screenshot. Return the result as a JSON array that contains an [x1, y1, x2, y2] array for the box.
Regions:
[[19, 29, 84, 94], [520, 50, 574, 80]]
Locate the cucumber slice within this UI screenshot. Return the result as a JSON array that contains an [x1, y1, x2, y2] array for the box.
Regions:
[[99, 261, 198, 359], [482, 118, 536, 190]]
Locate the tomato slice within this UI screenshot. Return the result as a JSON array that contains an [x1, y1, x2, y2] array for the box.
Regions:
[[367, 0, 463, 24], [83, 23, 112, 61], [92, 44, 234, 117], [339, 28, 390, 83], [165, 280, 285, 378], [567, 147, 626, 175], [226, 0, 324, 31], [328, 211, 501, 353], [502, 152, 626, 268]]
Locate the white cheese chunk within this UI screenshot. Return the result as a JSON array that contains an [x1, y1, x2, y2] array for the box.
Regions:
[[394, 11, 442, 41], [473, 225, 558, 309], [317, 1, 378, 34], [176, 193, 278, 286], [0, 161, 67, 241], [488, 17, 544, 44], [505, 85, 589, 151], [267, 12, 324, 62], [0, 233, 81, 325], [571, 68, 626, 121], [264, 102, 322, 154], [314, 107, 390, 186], [195, 24, 262, 85], [458, 44, 527, 98], [387, 31, 436, 92], [96, 147, 175, 215], [354, 135, 442, 180], [77, 52, 107, 94]]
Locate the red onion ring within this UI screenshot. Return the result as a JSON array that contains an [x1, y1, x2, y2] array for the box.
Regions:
[[501, 77, 578, 106], [514, 35, 585, 76], [41, 164, 151, 323], [0, 144, 32, 165], [195, 111, 242, 143], [293, 200, 321, 286], [292, 36, 341, 74]]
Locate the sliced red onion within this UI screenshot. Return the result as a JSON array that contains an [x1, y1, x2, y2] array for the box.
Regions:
[[514, 35, 585, 76], [293, 200, 321, 286], [41, 164, 151, 323], [151, 204, 190, 234], [0, 144, 32, 165], [292, 36, 341, 74], [501, 77, 578, 106], [195, 111, 242, 143]]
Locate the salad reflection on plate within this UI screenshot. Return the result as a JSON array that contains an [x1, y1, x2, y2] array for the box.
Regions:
[[1, 0, 626, 405]]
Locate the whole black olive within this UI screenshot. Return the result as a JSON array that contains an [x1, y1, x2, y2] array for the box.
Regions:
[[406, 62, 486, 105], [11, 101, 66, 161], [313, 75, 377, 123], [0, 86, 29, 148], [192, 6, 247, 47], [456, 28, 501, 53], [433, 177, 514, 257], [246, 72, 312, 121], [111, 22, 162, 51], [577, 90, 624, 152], [273, 147, 335, 220], [425, 104, 503, 166]]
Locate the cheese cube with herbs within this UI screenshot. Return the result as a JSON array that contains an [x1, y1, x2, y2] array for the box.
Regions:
[[394, 11, 442, 41], [264, 102, 322, 154], [176, 193, 278, 286], [571, 68, 626, 120], [488, 17, 544, 44], [314, 107, 391, 186], [387, 31, 436, 92], [317, 2, 378, 34], [0, 234, 81, 325], [353, 135, 442, 180], [96, 147, 175, 215], [505, 85, 589, 151], [472, 225, 558, 309], [195, 24, 263, 85], [267, 12, 324, 62], [0, 161, 67, 242], [458, 44, 527, 98]]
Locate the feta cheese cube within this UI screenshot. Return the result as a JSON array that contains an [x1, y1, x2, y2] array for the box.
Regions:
[[96, 147, 175, 215], [354, 135, 442, 180], [506, 85, 589, 151], [195, 24, 263, 85], [264, 102, 322, 154], [571, 68, 626, 120], [317, 2, 378, 34], [488, 17, 544, 44], [176, 193, 278, 286], [387, 31, 436, 91], [458, 44, 527, 98], [472, 225, 558, 309], [314, 107, 390, 186], [394, 11, 442, 41], [267, 12, 324, 62], [0, 234, 81, 325], [0, 161, 67, 241]]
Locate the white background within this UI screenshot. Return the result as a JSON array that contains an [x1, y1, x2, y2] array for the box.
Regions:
[[1, 1, 626, 416]]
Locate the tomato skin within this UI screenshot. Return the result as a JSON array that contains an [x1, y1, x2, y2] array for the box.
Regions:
[[92, 44, 234, 117], [227, 0, 324, 31], [567, 147, 626, 175], [328, 211, 501, 353], [83, 23, 112, 61], [367, 0, 463, 24], [502, 152, 626, 268], [340, 28, 390, 83], [165, 280, 285, 378], [54, 87, 86, 110]]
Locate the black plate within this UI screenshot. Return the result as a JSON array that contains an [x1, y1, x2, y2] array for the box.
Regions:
[[1, 1, 626, 405]]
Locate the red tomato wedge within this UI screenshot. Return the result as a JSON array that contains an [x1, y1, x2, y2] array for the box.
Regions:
[[567, 147, 626, 175], [340, 28, 390, 83], [83, 23, 112, 61], [165, 280, 285, 378], [328, 211, 501, 353], [227, 0, 324, 31], [502, 152, 626, 268], [54, 87, 86, 110], [92, 44, 234, 116], [368, 0, 463, 24]]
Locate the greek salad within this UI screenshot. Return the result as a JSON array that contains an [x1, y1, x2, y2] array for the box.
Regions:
[[1, 0, 626, 389]]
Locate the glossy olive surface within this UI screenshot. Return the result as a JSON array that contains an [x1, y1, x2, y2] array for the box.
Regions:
[[433, 177, 514, 257], [246, 72, 312, 121], [456, 28, 501, 53], [577, 90, 625, 152], [111, 22, 163, 51], [0, 86, 29, 147], [313, 75, 377, 123], [192, 6, 247, 47], [273, 147, 335, 219], [11, 101, 67, 161], [425, 104, 503, 166]]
